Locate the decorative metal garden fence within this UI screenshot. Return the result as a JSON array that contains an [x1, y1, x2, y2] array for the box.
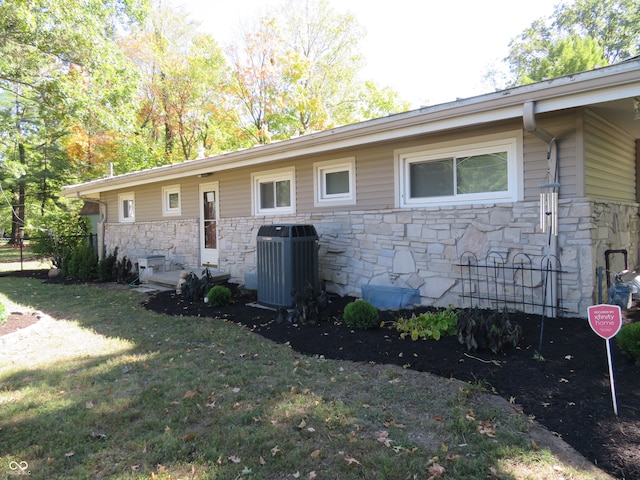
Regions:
[[457, 251, 565, 319]]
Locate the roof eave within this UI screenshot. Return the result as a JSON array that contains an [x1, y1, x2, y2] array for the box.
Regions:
[[62, 59, 640, 197]]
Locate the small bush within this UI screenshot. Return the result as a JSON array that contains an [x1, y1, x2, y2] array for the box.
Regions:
[[395, 307, 458, 341], [0, 302, 7, 323], [343, 300, 379, 329], [207, 285, 232, 306], [62, 241, 98, 281], [616, 321, 640, 364], [457, 308, 521, 354]]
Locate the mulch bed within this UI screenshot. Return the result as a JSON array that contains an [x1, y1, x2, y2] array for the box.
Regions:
[[2, 271, 639, 478]]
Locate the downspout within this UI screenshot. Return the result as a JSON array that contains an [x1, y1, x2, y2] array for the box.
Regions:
[[76, 194, 107, 260], [524, 101, 560, 318]]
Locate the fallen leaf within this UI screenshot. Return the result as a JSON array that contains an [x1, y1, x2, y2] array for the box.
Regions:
[[559, 378, 569, 383], [433, 415, 442, 421], [308, 471, 317, 479], [260, 456, 266, 465], [565, 355, 573, 360], [65, 451, 74, 457], [228, 455, 241, 463], [531, 440, 539, 450], [428, 462, 445, 478], [310, 449, 321, 458], [298, 419, 307, 429], [182, 390, 198, 400], [344, 456, 361, 465], [271, 445, 281, 456], [85, 401, 94, 409], [182, 432, 196, 441]]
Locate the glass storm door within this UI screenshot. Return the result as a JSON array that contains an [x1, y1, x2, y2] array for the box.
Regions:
[[199, 182, 219, 266]]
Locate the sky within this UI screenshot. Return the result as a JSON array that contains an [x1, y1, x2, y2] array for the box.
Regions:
[[171, 0, 560, 108]]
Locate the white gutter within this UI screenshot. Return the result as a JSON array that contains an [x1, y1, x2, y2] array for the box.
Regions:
[[62, 59, 640, 198]]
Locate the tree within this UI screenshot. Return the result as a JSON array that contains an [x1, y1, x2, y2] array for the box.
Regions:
[[228, 0, 409, 144], [123, 1, 245, 162], [505, 0, 639, 86], [0, 0, 148, 243], [517, 34, 608, 84]]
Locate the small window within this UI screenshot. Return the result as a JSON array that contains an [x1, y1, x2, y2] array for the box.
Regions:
[[314, 157, 356, 207], [162, 185, 181, 216], [396, 132, 522, 207], [118, 192, 135, 223], [252, 167, 296, 215]]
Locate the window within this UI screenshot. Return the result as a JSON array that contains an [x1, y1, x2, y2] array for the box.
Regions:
[[314, 157, 356, 207], [252, 167, 296, 215], [118, 192, 135, 223], [162, 185, 181, 216], [396, 132, 523, 207]]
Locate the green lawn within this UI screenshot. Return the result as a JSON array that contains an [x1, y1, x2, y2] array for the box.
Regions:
[[0, 243, 50, 272], [0, 279, 612, 479]]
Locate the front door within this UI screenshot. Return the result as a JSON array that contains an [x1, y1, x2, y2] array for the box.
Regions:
[[199, 182, 219, 266]]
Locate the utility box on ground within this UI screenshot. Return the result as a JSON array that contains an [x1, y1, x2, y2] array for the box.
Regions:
[[257, 224, 319, 308]]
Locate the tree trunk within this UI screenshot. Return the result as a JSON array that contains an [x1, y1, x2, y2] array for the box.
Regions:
[[10, 142, 26, 245]]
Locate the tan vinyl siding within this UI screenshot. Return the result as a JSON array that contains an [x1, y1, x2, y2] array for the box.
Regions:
[[102, 177, 203, 222], [102, 111, 590, 222], [584, 109, 636, 201], [523, 112, 578, 200]]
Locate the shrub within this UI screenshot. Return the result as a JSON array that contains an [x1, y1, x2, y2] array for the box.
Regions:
[[395, 307, 458, 341], [343, 300, 379, 329], [97, 247, 119, 282], [457, 308, 521, 354], [62, 241, 98, 281], [616, 321, 640, 364], [0, 302, 6, 323], [29, 211, 90, 268], [207, 285, 232, 306]]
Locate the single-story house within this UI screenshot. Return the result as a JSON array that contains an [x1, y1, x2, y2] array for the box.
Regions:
[[62, 58, 640, 318]]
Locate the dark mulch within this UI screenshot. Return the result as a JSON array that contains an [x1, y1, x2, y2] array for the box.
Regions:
[[2, 271, 639, 479], [142, 283, 640, 480]]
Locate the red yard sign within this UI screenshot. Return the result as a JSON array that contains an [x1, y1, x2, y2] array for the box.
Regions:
[[587, 304, 622, 339]]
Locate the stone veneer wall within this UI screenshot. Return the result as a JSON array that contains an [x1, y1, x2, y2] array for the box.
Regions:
[[104, 218, 199, 271], [218, 199, 639, 318], [101, 200, 639, 318]]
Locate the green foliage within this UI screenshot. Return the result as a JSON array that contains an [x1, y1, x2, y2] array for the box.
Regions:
[[29, 212, 90, 268], [61, 241, 98, 281], [288, 282, 328, 324], [343, 299, 379, 330], [181, 268, 218, 302], [207, 285, 231, 307], [457, 308, 522, 354], [505, 0, 639, 86], [97, 246, 119, 282], [395, 307, 458, 341], [616, 321, 640, 364], [0, 302, 6, 323]]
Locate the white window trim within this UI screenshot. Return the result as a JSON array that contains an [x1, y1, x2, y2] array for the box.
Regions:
[[395, 131, 523, 208], [313, 157, 356, 207], [162, 185, 182, 216], [118, 192, 135, 223], [251, 167, 296, 216]]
